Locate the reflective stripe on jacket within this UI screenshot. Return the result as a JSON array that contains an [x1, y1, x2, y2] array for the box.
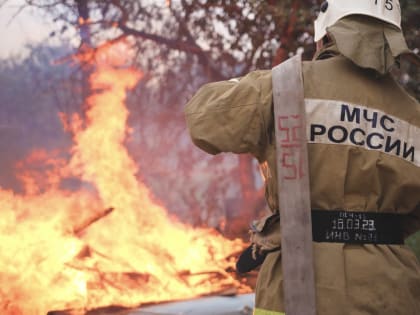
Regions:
[[184, 55, 420, 315], [254, 308, 285, 315]]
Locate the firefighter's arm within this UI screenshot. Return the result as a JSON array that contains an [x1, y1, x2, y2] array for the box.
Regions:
[[237, 213, 281, 274], [184, 70, 272, 160]]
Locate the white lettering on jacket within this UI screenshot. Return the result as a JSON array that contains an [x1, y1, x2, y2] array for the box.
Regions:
[[305, 99, 420, 167]]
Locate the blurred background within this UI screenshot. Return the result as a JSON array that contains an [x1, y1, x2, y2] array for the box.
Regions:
[[0, 0, 419, 254]]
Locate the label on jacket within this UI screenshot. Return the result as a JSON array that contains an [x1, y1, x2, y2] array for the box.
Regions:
[[306, 99, 420, 167]]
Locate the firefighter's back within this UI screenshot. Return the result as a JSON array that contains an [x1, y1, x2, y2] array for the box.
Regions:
[[304, 55, 420, 314]]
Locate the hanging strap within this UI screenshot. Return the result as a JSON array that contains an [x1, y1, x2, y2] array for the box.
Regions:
[[272, 54, 317, 315]]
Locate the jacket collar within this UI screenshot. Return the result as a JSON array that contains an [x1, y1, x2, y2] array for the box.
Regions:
[[313, 15, 419, 75]]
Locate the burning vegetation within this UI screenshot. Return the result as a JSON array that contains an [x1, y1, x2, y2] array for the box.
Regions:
[[0, 43, 249, 315]]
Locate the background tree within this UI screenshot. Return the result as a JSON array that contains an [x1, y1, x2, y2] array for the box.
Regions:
[[20, 0, 319, 236], [3, 0, 419, 242]]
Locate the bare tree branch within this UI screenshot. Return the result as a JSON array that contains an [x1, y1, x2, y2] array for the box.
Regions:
[[25, 0, 64, 9], [118, 23, 224, 80], [167, 4, 225, 79], [5, 2, 26, 26], [0, 0, 9, 9]]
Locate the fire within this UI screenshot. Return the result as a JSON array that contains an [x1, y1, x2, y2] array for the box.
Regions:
[[0, 43, 248, 315]]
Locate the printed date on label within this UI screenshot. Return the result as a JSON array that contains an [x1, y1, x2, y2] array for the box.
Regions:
[[332, 218, 376, 232]]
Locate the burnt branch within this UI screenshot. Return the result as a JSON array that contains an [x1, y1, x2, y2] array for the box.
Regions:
[[73, 207, 114, 236]]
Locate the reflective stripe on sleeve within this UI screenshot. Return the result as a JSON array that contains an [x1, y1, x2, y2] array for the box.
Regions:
[[254, 308, 286, 315]]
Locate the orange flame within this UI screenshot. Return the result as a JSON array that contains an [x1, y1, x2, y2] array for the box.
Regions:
[[0, 42, 248, 314]]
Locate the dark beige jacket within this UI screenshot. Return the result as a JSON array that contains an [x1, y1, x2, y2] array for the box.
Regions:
[[185, 53, 420, 315]]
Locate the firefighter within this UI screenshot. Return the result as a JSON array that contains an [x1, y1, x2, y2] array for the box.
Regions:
[[184, 0, 420, 314]]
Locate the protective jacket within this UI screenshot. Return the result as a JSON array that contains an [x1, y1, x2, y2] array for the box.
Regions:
[[184, 19, 420, 315]]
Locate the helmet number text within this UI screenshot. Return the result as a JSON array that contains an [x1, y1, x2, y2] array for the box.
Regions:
[[375, 0, 393, 11]]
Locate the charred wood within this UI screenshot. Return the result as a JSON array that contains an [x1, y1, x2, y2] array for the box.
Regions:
[[73, 207, 114, 236]]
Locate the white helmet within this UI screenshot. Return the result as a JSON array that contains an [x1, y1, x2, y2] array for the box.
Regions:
[[314, 0, 402, 42]]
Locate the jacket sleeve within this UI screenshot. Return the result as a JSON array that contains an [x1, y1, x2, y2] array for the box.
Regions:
[[184, 70, 273, 161], [403, 203, 420, 239]]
